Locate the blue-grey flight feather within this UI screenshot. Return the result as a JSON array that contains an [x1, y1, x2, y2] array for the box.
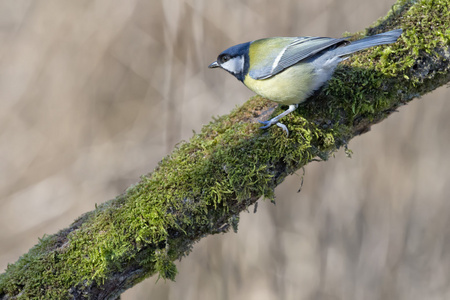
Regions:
[[329, 29, 403, 57], [249, 36, 347, 80]]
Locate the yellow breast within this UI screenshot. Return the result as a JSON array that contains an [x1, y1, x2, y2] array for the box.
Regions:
[[243, 62, 315, 105]]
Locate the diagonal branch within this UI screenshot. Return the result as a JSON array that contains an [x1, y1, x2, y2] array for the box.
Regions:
[[1, 0, 449, 299]]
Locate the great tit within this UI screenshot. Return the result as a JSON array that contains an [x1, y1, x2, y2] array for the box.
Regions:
[[209, 29, 402, 135]]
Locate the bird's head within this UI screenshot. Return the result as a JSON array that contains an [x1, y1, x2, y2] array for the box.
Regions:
[[208, 42, 250, 82]]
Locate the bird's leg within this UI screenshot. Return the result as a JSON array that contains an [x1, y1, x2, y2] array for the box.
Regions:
[[259, 104, 298, 136]]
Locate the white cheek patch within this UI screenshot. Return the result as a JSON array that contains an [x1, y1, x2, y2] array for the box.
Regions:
[[221, 56, 244, 74]]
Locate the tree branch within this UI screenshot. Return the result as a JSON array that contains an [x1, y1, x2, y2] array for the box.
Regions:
[[1, 0, 449, 298]]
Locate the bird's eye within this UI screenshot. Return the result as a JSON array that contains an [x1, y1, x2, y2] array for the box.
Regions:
[[220, 54, 231, 63]]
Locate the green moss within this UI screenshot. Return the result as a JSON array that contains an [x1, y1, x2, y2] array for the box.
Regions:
[[1, 92, 341, 298]]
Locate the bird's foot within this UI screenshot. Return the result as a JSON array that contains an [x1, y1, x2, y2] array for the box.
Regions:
[[258, 119, 276, 129], [259, 119, 289, 136], [258, 104, 297, 136]]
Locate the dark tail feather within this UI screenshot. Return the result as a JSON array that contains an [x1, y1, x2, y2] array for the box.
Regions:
[[334, 28, 402, 57]]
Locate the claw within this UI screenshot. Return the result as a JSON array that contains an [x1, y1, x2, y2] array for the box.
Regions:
[[258, 120, 272, 129], [276, 122, 289, 137]]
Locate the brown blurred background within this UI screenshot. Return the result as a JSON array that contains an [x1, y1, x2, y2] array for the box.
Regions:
[[1, 1, 449, 299]]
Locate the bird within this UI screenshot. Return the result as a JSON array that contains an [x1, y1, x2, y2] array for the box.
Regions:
[[209, 28, 402, 136]]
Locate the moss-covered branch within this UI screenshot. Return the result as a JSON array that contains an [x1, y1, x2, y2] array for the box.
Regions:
[[1, 0, 449, 299]]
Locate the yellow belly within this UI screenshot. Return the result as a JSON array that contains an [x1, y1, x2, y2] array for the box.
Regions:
[[243, 63, 315, 105]]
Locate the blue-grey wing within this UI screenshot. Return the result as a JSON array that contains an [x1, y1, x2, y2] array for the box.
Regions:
[[249, 36, 348, 80]]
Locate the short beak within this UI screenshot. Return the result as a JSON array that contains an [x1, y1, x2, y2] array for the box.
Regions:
[[208, 61, 219, 68]]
